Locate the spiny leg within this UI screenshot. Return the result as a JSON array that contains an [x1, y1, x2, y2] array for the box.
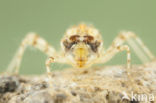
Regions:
[[98, 45, 141, 91], [98, 31, 154, 92], [7, 32, 57, 74], [116, 45, 132, 82], [45, 56, 67, 88], [98, 31, 155, 82], [45, 57, 55, 88], [99, 44, 131, 75], [113, 31, 155, 63], [6, 32, 67, 88]]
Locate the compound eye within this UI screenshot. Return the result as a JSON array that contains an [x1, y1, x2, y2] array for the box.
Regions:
[[63, 40, 76, 51], [88, 41, 101, 52]]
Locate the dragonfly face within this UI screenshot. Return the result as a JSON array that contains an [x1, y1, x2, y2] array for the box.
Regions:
[[61, 24, 103, 68]]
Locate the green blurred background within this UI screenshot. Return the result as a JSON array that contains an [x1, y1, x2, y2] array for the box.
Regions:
[[0, 0, 156, 74]]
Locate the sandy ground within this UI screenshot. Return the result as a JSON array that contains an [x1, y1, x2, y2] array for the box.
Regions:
[[0, 61, 156, 103]]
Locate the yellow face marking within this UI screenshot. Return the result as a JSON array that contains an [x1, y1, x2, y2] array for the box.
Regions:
[[73, 43, 89, 67]]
